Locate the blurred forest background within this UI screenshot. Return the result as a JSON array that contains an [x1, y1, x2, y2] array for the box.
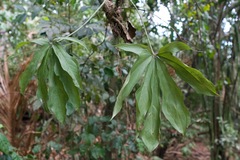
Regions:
[[0, 0, 239, 159]]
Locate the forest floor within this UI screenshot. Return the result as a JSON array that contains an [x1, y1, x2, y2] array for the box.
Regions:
[[163, 139, 210, 160]]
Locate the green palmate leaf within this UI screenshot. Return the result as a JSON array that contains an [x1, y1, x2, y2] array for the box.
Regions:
[[112, 54, 152, 119], [55, 37, 88, 51], [20, 45, 49, 93], [48, 75, 68, 123], [54, 59, 81, 109], [159, 53, 217, 96], [52, 43, 82, 89], [31, 38, 49, 45], [136, 61, 152, 128], [158, 41, 191, 55], [36, 48, 52, 110], [141, 103, 160, 151], [157, 59, 190, 134], [116, 43, 152, 56], [47, 56, 67, 123], [141, 59, 161, 151]]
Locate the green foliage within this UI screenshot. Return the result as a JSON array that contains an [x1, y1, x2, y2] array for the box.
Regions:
[[52, 44, 82, 89], [20, 39, 82, 123], [158, 41, 191, 54], [55, 37, 88, 51], [68, 116, 140, 159], [113, 42, 217, 151], [157, 59, 190, 135], [19, 40, 216, 152], [218, 117, 239, 158], [0, 133, 23, 160], [19, 45, 49, 93], [6, 0, 232, 158], [0, 0, 237, 159], [158, 53, 218, 96], [111, 54, 152, 119], [137, 59, 161, 151]]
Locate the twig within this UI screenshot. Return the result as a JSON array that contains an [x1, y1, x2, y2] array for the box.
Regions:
[[80, 27, 108, 74], [57, 0, 107, 41], [129, 0, 154, 55], [80, 52, 95, 74]]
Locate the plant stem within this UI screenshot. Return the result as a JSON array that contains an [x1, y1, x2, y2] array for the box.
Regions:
[[129, 0, 154, 55], [58, 0, 107, 41]]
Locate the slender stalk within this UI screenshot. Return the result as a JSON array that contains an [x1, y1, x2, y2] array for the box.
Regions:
[[129, 0, 154, 55], [57, 0, 107, 41], [68, 2, 72, 54]]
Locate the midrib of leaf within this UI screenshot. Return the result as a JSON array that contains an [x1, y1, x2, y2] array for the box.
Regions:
[[150, 59, 161, 132]]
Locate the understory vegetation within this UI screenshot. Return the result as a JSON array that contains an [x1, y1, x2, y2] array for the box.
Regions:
[[0, 0, 239, 159]]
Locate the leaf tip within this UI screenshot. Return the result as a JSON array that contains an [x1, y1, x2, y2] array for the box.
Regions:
[[110, 111, 118, 121]]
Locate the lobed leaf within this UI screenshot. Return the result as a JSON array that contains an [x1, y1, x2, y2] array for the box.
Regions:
[[111, 54, 152, 119], [55, 37, 89, 51], [159, 53, 217, 96], [141, 59, 161, 151], [47, 56, 67, 123], [52, 43, 82, 89], [135, 61, 153, 128], [36, 48, 52, 110], [48, 75, 68, 123], [158, 41, 191, 55], [157, 59, 190, 134], [31, 38, 49, 45], [116, 43, 152, 56], [20, 45, 49, 93], [141, 103, 160, 151], [54, 59, 81, 109]]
